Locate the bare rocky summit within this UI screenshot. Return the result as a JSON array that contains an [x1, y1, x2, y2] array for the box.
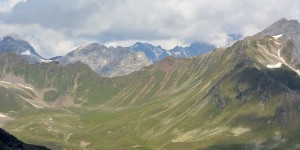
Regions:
[[57, 43, 152, 77], [255, 18, 300, 69], [0, 35, 50, 64]]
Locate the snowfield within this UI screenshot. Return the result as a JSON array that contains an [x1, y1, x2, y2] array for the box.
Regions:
[[272, 34, 283, 39], [0, 113, 7, 118], [267, 63, 282, 68]]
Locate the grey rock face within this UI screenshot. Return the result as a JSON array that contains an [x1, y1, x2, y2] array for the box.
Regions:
[[255, 18, 300, 38], [131, 42, 170, 62], [0, 35, 49, 63], [58, 43, 152, 77], [255, 18, 300, 69], [274, 108, 289, 126]]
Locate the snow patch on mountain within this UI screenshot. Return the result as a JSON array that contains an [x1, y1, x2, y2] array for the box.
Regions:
[[0, 81, 12, 85], [272, 34, 283, 39], [0, 114, 7, 118], [21, 49, 32, 56], [272, 41, 282, 46], [19, 96, 42, 109], [267, 63, 282, 68], [259, 43, 300, 75], [39, 58, 52, 63], [20, 49, 52, 63], [17, 83, 34, 91]]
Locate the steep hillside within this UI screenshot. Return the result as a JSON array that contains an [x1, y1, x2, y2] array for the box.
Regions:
[[0, 52, 121, 110]]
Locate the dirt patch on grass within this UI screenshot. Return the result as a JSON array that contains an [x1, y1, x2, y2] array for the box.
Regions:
[[172, 127, 228, 142], [231, 127, 250, 136], [80, 141, 90, 150]]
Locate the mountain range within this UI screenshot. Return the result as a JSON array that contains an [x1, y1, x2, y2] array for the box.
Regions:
[[0, 18, 300, 150], [0, 34, 218, 77], [131, 41, 216, 62]]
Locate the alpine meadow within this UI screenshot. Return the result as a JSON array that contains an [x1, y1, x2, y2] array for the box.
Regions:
[[1, 1, 300, 150]]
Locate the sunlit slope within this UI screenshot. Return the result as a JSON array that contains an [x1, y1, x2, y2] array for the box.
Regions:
[[1, 36, 300, 149]]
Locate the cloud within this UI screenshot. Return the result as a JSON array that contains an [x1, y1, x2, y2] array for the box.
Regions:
[[0, 23, 82, 56], [0, 0, 300, 57], [241, 25, 261, 37], [0, 0, 26, 13]]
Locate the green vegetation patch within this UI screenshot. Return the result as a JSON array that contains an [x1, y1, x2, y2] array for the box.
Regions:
[[43, 90, 60, 102]]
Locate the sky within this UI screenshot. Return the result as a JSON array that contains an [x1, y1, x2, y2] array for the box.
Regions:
[[0, 0, 299, 58]]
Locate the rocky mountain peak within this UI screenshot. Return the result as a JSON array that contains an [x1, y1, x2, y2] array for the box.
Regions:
[[255, 18, 300, 38], [133, 42, 159, 50], [58, 43, 151, 77], [2, 33, 21, 41], [275, 17, 288, 23], [0, 34, 50, 63], [2, 36, 17, 43], [253, 18, 300, 72], [77, 43, 107, 51]]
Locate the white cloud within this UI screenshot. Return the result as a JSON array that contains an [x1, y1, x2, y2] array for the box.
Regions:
[[0, 23, 82, 57], [0, 0, 300, 57], [0, 0, 26, 13], [241, 25, 261, 37], [150, 39, 189, 50]]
